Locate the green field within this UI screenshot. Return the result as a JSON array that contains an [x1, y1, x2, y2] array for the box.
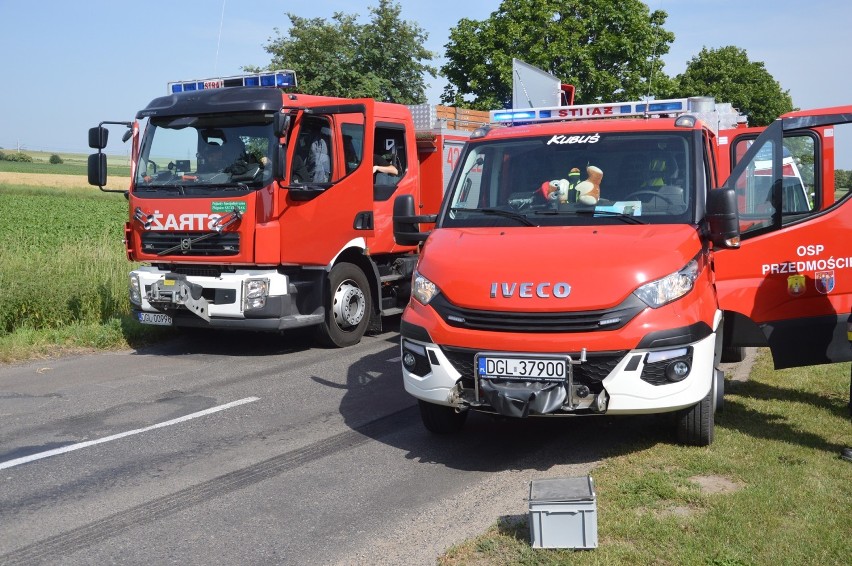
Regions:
[[0, 183, 164, 361], [0, 150, 131, 177]]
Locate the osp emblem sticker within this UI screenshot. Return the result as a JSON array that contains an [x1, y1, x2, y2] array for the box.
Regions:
[[815, 270, 835, 294], [787, 274, 806, 297]]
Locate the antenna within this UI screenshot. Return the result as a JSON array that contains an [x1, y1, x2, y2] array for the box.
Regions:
[[215, 0, 226, 75]]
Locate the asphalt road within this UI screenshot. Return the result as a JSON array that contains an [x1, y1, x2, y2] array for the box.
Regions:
[[0, 321, 712, 565]]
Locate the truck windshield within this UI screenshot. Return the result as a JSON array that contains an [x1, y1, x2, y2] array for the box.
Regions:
[[134, 113, 276, 196], [442, 131, 694, 227]]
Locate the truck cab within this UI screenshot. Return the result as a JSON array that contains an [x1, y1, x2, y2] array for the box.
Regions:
[[393, 97, 852, 445]]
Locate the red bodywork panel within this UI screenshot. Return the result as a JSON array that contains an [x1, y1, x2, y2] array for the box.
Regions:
[[412, 225, 715, 352]]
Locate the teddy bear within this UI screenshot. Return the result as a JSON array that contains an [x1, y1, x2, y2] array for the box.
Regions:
[[574, 165, 602, 205]]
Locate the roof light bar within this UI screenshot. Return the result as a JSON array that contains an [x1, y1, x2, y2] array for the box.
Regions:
[[490, 97, 695, 124], [167, 70, 297, 94]]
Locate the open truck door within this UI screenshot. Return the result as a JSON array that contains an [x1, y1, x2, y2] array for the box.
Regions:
[[714, 106, 852, 368]]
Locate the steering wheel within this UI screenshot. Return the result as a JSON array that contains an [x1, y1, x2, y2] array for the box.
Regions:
[[624, 190, 677, 205]]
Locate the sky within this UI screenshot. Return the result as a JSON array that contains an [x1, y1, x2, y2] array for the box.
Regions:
[[0, 0, 850, 156]]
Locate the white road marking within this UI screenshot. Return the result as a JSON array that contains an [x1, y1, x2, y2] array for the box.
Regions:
[[0, 396, 260, 471]]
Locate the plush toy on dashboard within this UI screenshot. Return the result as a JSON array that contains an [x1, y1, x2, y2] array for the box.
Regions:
[[574, 165, 602, 205], [538, 178, 569, 204], [566, 167, 581, 203]]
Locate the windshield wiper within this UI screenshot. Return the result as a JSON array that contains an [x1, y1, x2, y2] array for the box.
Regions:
[[568, 208, 646, 224], [454, 207, 538, 226], [137, 184, 186, 195]]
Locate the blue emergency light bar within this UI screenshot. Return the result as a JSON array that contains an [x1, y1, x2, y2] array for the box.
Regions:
[[167, 70, 297, 94], [490, 97, 691, 124]]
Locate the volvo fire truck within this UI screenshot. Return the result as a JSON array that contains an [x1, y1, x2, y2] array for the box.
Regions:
[[88, 71, 489, 347], [393, 96, 852, 445]]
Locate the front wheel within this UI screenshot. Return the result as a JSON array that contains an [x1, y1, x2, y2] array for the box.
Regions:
[[675, 385, 715, 446], [315, 262, 371, 348], [418, 400, 468, 434]]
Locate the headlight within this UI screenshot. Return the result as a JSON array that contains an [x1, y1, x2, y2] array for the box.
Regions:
[[129, 274, 142, 305], [412, 271, 441, 305], [634, 258, 701, 308], [243, 278, 269, 310]]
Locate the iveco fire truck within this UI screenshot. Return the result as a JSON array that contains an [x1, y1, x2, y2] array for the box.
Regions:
[[393, 96, 852, 445], [88, 71, 488, 347]]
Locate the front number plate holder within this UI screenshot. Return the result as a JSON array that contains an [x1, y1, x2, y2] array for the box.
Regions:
[[137, 312, 173, 326], [475, 353, 569, 382]]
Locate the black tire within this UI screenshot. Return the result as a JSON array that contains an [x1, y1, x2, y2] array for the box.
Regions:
[[316, 262, 371, 348], [720, 345, 746, 363], [714, 368, 725, 414], [418, 400, 468, 434], [676, 386, 715, 446]]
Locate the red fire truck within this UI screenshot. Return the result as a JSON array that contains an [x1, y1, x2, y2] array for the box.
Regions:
[[393, 96, 852, 445], [88, 71, 488, 347]]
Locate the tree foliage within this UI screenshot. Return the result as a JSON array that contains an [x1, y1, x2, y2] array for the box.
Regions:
[[674, 46, 794, 127], [252, 0, 436, 104], [440, 0, 675, 109], [835, 169, 852, 191]]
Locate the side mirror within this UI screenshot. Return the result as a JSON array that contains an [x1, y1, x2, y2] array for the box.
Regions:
[[706, 188, 740, 249], [88, 153, 107, 187], [88, 126, 108, 149], [274, 113, 291, 138], [275, 144, 286, 180], [393, 195, 434, 246]]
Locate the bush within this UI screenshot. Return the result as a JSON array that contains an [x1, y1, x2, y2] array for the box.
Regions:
[[49, 154, 64, 165], [0, 151, 33, 163]]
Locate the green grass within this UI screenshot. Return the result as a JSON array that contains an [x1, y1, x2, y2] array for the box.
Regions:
[[439, 352, 852, 565], [0, 150, 131, 177], [0, 184, 167, 362]]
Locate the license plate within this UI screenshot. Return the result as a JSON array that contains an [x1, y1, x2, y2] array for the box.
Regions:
[[476, 353, 568, 382], [137, 312, 173, 326]]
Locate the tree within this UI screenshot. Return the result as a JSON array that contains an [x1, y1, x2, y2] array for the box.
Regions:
[[440, 0, 675, 109], [674, 46, 794, 126], [251, 0, 436, 104]]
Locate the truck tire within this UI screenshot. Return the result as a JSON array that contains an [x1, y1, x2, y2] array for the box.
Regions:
[[721, 345, 746, 363], [418, 400, 468, 434], [675, 386, 715, 446], [316, 262, 371, 348]]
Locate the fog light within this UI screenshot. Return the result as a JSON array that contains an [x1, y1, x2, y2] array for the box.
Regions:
[[129, 274, 142, 305], [666, 360, 691, 382], [401, 340, 432, 377], [403, 352, 417, 370]]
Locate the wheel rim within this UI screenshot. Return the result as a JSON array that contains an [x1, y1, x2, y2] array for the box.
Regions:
[[332, 279, 366, 330]]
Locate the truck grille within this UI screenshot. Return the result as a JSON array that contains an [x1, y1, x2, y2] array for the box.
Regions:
[[430, 294, 645, 333], [140, 232, 240, 256], [441, 346, 625, 387]]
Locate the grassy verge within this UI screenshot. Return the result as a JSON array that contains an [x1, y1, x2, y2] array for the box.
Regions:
[[0, 318, 169, 363], [0, 184, 169, 363], [439, 351, 851, 565]]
